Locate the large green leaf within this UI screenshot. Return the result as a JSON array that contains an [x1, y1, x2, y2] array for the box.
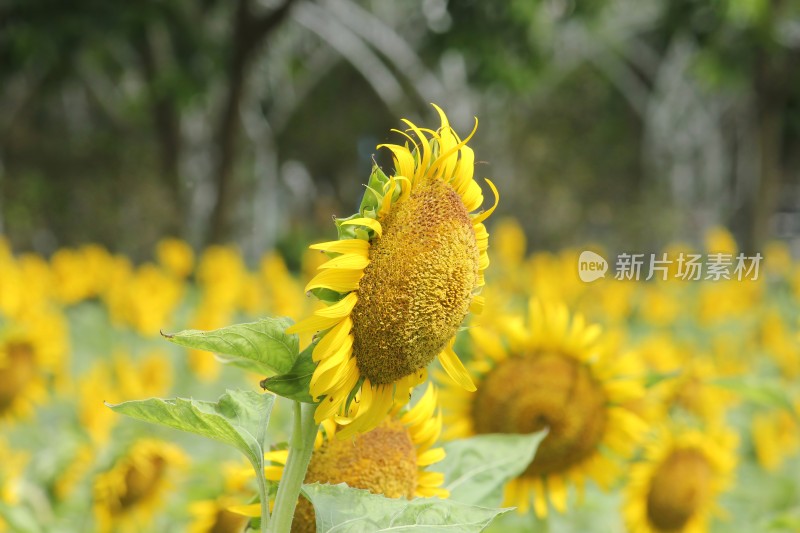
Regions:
[[260, 343, 315, 403], [302, 483, 511, 532], [109, 391, 275, 533], [439, 432, 548, 507], [162, 317, 299, 375], [108, 390, 273, 474]]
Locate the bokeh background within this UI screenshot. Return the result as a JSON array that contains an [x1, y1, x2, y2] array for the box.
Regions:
[[2, 1, 800, 532], [4, 0, 800, 258]]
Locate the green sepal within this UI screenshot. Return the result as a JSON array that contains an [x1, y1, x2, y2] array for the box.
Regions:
[[308, 287, 346, 304], [359, 163, 390, 213], [260, 343, 316, 403]]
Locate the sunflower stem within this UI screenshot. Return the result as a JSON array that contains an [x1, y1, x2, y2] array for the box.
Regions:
[[257, 460, 270, 533], [267, 401, 318, 533]]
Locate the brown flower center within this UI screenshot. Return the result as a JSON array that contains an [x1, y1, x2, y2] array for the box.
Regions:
[[292, 420, 419, 532], [471, 352, 607, 476], [351, 178, 479, 385], [0, 342, 36, 412], [118, 455, 166, 510], [646, 449, 712, 531], [210, 508, 249, 533]]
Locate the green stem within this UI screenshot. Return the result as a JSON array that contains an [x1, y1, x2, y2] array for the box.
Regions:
[[257, 458, 270, 533], [267, 401, 318, 533]]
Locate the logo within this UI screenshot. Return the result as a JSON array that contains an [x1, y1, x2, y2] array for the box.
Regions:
[[578, 251, 608, 282]]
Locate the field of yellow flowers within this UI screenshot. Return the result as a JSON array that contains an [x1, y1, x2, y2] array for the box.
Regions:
[[1, 220, 799, 532]]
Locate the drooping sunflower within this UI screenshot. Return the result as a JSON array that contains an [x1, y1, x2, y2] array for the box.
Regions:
[[623, 426, 737, 533], [287, 105, 498, 435], [440, 300, 646, 517], [93, 439, 187, 533], [234, 384, 448, 532]]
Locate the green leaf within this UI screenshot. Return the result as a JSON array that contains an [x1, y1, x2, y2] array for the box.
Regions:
[[439, 431, 548, 506], [108, 390, 274, 475], [162, 317, 299, 375], [302, 483, 511, 532], [713, 377, 798, 417], [334, 212, 365, 241], [260, 344, 315, 403], [309, 287, 346, 304]]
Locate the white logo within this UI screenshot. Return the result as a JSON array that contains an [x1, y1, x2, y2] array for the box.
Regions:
[[578, 251, 608, 282]]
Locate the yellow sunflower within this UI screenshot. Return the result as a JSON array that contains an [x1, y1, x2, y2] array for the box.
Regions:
[[0, 311, 68, 421], [156, 237, 195, 279], [441, 300, 645, 517], [287, 105, 497, 436], [189, 497, 252, 533], [187, 461, 257, 533], [751, 404, 800, 472], [93, 439, 187, 533], [624, 426, 737, 533], [235, 384, 448, 531], [77, 350, 173, 446]]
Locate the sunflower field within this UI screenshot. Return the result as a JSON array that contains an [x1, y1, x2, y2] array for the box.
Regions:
[[1, 106, 800, 533]]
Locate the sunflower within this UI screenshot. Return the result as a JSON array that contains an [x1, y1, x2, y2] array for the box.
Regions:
[[0, 311, 68, 421], [623, 426, 737, 533], [93, 439, 187, 533], [189, 496, 252, 533], [287, 105, 497, 435], [235, 384, 448, 531], [751, 404, 800, 472], [188, 461, 259, 533], [77, 351, 173, 445], [440, 300, 645, 517], [156, 237, 195, 279], [646, 353, 736, 427]]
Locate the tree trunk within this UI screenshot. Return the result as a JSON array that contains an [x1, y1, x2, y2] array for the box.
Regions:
[[750, 51, 787, 251], [135, 28, 184, 236], [207, 0, 295, 245]]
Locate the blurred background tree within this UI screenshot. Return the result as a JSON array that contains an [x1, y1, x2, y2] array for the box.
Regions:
[[1, 0, 799, 261]]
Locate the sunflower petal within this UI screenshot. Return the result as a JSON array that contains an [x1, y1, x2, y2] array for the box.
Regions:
[[264, 465, 284, 482], [341, 217, 383, 238], [285, 313, 341, 334], [378, 144, 416, 182], [264, 450, 289, 465], [310, 239, 370, 256], [439, 345, 477, 392], [415, 486, 449, 498], [548, 474, 568, 513], [318, 254, 370, 271], [312, 318, 352, 362], [228, 503, 262, 518], [417, 447, 446, 466], [471, 179, 499, 224], [304, 268, 363, 294]]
